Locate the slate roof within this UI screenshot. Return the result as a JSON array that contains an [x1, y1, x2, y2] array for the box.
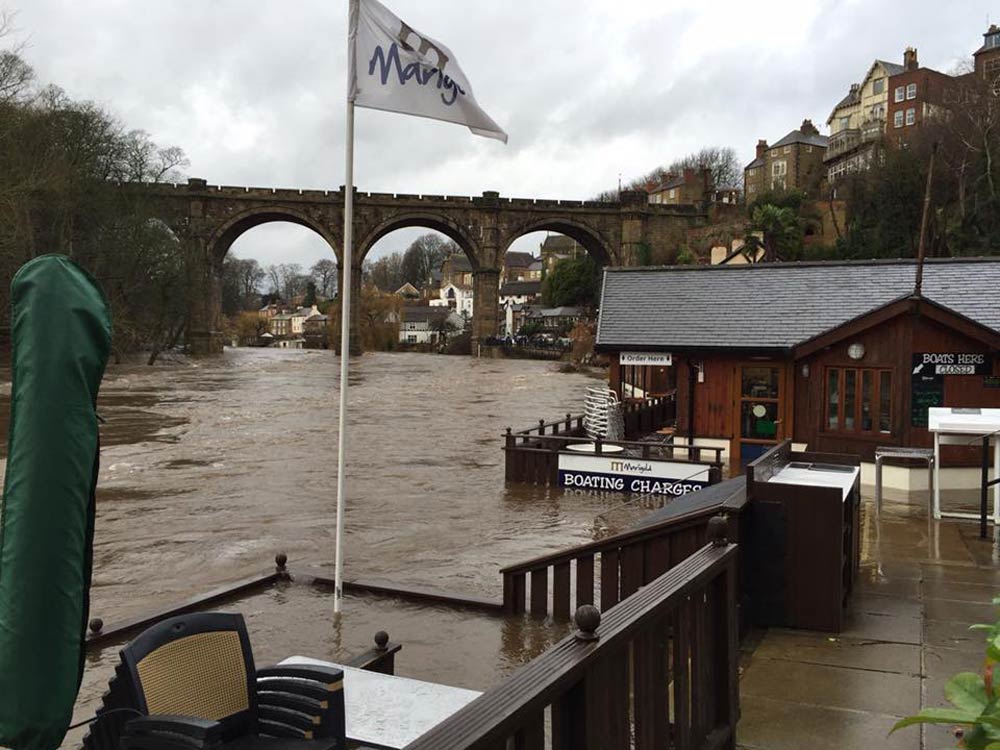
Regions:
[[505, 251, 536, 268], [534, 306, 584, 318], [771, 129, 828, 150], [500, 280, 542, 297], [596, 258, 1000, 351], [541, 235, 579, 253], [402, 306, 450, 323], [443, 254, 473, 272], [832, 87, 861, 112], [875, 60, 906, 76], [745, 156, 765, 170], [652, 174, 686, 192]]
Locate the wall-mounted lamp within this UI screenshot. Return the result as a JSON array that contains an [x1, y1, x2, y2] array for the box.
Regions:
[[801, 363, 810, 378]]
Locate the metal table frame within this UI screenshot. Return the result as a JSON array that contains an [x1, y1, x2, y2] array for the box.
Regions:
[[874, 446, 935, 515], [929, 407, 1000, 538]]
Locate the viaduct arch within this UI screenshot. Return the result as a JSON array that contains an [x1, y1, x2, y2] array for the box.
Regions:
[[138, 178, 709, 354]]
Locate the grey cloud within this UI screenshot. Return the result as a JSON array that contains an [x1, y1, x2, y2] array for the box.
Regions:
[[7, 0, 993, 263]]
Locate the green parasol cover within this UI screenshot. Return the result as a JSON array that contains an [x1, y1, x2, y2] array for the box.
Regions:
[[0, 255, 112, 749]]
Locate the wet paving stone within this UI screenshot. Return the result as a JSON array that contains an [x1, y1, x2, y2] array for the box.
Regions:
[[739, 498, 1000, 750], [740, 659, 920, 717], [751, 630, 921, 674], [738, 695, 915, 750]]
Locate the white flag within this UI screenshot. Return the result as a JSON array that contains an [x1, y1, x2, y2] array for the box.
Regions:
[[348, 0, 508, 143]]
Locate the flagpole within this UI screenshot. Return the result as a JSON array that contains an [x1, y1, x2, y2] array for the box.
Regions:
[[335, 0, 358, 616]]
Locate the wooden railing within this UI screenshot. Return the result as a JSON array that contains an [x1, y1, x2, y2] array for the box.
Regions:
[[507, 394, 676, 441], [405, 524, 740, 750], [501, 482, 745, 618], [504, 395, 721, 488]]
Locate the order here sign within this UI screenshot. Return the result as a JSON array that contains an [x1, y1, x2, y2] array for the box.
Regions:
[[557, 453, 710, 497]]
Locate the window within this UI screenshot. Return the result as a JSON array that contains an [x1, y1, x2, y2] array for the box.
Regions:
[[906, 83, 917, 100], [783, 146, 790, 154], [406, 335, 417, 343], [805, 145, 812, 153], [872, 78, 884, 94], [906, 107, 916, 125], [669, 188, 676, 199], [894, 86, 905, 103], [740, 367, 780, 441], [894, 110, 904, 128], [825, 367, 892, 434], [839, 116, 850, 130], [772, 160, 787, 177]]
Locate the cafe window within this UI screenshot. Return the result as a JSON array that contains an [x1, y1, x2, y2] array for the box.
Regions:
[[826, 367, 892, 434]]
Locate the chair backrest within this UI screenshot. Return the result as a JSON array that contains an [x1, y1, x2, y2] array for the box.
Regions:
[[120, 612, 257, 740]]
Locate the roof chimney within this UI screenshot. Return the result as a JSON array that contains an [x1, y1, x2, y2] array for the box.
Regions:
[[682, 167, 696, 182], [800, 119, 818, 136], [904, 47, 918, 71], [850, 83, 860, 95], [756, 139, 768, 158]]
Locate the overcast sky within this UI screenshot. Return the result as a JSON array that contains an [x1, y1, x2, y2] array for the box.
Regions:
[[6, 1, 994, 270]]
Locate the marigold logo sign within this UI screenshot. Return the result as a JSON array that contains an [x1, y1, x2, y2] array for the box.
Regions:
[[557, 454, 709, 498]]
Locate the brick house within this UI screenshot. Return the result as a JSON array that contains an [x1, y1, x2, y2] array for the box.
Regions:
[[502, 251, 537, 284], [886, 48, 953, 139], [744, 120, 828, 199], [648, 168, 711, 206], [974, 24, 1000, 86]]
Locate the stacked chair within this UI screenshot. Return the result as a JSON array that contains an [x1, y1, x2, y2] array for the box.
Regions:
[[84, 613, 347, 750]]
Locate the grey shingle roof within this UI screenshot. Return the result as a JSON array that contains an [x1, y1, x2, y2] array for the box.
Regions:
[[505, 251, 536, 268], [771, 129, 829, 149], [500, 280, 542, 296], [402, 306, 450, 323], [596, 259, 1000, 351], [876, 60, 906, 76]]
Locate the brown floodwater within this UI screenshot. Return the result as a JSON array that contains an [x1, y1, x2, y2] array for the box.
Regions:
[[51, 348, 659, 740]]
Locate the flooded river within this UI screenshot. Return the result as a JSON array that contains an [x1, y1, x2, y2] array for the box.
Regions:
[[55, 348, 655, 736]]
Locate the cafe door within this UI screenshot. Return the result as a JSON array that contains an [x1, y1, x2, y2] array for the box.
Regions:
[[735, 364, 786, 467]]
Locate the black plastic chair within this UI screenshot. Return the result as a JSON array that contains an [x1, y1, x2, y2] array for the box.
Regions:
[[92, 612, 346, 750]]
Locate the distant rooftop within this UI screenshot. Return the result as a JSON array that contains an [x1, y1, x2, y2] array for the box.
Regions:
[[500, 280, 542, 297]]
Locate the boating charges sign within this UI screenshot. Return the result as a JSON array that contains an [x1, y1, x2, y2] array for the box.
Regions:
[[557, 453, 710, 497]]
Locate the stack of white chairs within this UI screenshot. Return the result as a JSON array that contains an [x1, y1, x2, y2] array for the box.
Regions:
[[583, 387, 624, 442]]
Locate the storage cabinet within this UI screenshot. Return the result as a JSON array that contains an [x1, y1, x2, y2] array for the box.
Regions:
[[744, 442, 861, 633]]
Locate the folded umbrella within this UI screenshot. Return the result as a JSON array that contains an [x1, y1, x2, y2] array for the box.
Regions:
[[0, 255, 112, 750]]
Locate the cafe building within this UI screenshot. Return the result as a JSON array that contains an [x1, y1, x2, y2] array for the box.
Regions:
[[596, 258, 1000, 493]]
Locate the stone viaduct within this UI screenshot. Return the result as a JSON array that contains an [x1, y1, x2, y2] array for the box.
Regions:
[[138, 178, 710, 353]]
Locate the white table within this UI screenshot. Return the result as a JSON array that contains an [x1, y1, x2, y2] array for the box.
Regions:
[[928, 407, 1000, 530], [565, 442, 625, 454], [280, 656, 481, 749]]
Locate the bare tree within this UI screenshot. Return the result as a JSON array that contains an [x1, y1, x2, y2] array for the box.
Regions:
[[401, 233, 457, 286], [277, 263, 305, 300], [595, 146, 741, 200], [310, 258, 338, 298]]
